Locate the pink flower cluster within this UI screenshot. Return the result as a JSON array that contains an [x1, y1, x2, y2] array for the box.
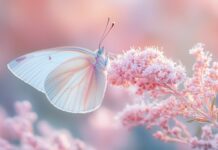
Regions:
[[0, 101, 94, 150], [108, 47, 186, 95], [109, 44, 218, 150]]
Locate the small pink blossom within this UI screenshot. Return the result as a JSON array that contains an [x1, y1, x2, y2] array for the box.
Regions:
[[153, 131, 168, 142], [116, 103, 146, 128], [201, 125, 213, 140]]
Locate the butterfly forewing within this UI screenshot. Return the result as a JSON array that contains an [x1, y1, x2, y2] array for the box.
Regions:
[[7, 47, 95, 92]]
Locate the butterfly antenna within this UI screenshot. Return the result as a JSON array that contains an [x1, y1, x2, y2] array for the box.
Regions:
[[99, 18, 115, 49], [99, 18, 110, 49]]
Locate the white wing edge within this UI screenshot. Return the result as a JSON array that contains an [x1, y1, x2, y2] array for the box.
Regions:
[[44, 95, 103, 114], [7, 63, 45, 93]]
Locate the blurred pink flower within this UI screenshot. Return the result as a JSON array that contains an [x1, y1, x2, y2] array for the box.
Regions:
[[84, 107, 131, 150], [109, 44, 218, 149], [0, 101, 94, 150]]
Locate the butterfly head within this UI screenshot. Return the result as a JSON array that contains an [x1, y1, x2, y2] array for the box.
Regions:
[[95, 47, 109, 70]]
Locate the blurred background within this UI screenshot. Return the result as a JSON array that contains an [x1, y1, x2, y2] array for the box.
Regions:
[[0, 0, 218, 149]]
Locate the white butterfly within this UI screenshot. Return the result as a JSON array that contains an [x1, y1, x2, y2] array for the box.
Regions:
[[7, 19, 114, 113]]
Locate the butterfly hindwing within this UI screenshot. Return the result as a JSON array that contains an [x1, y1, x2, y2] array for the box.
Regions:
[[44, 55, 107, 113]]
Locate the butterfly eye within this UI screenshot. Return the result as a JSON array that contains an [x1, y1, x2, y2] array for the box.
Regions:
[[97, 47, 104, 56]]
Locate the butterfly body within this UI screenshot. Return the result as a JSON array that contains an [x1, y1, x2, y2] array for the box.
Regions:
[[8, 47, 109, 113]]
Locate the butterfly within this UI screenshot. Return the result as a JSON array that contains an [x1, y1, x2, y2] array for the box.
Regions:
[[7, 18, 115, 113]]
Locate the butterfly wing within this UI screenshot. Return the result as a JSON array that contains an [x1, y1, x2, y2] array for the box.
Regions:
[[7, 47, 95, 92], [44, 55, 107, 113]]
